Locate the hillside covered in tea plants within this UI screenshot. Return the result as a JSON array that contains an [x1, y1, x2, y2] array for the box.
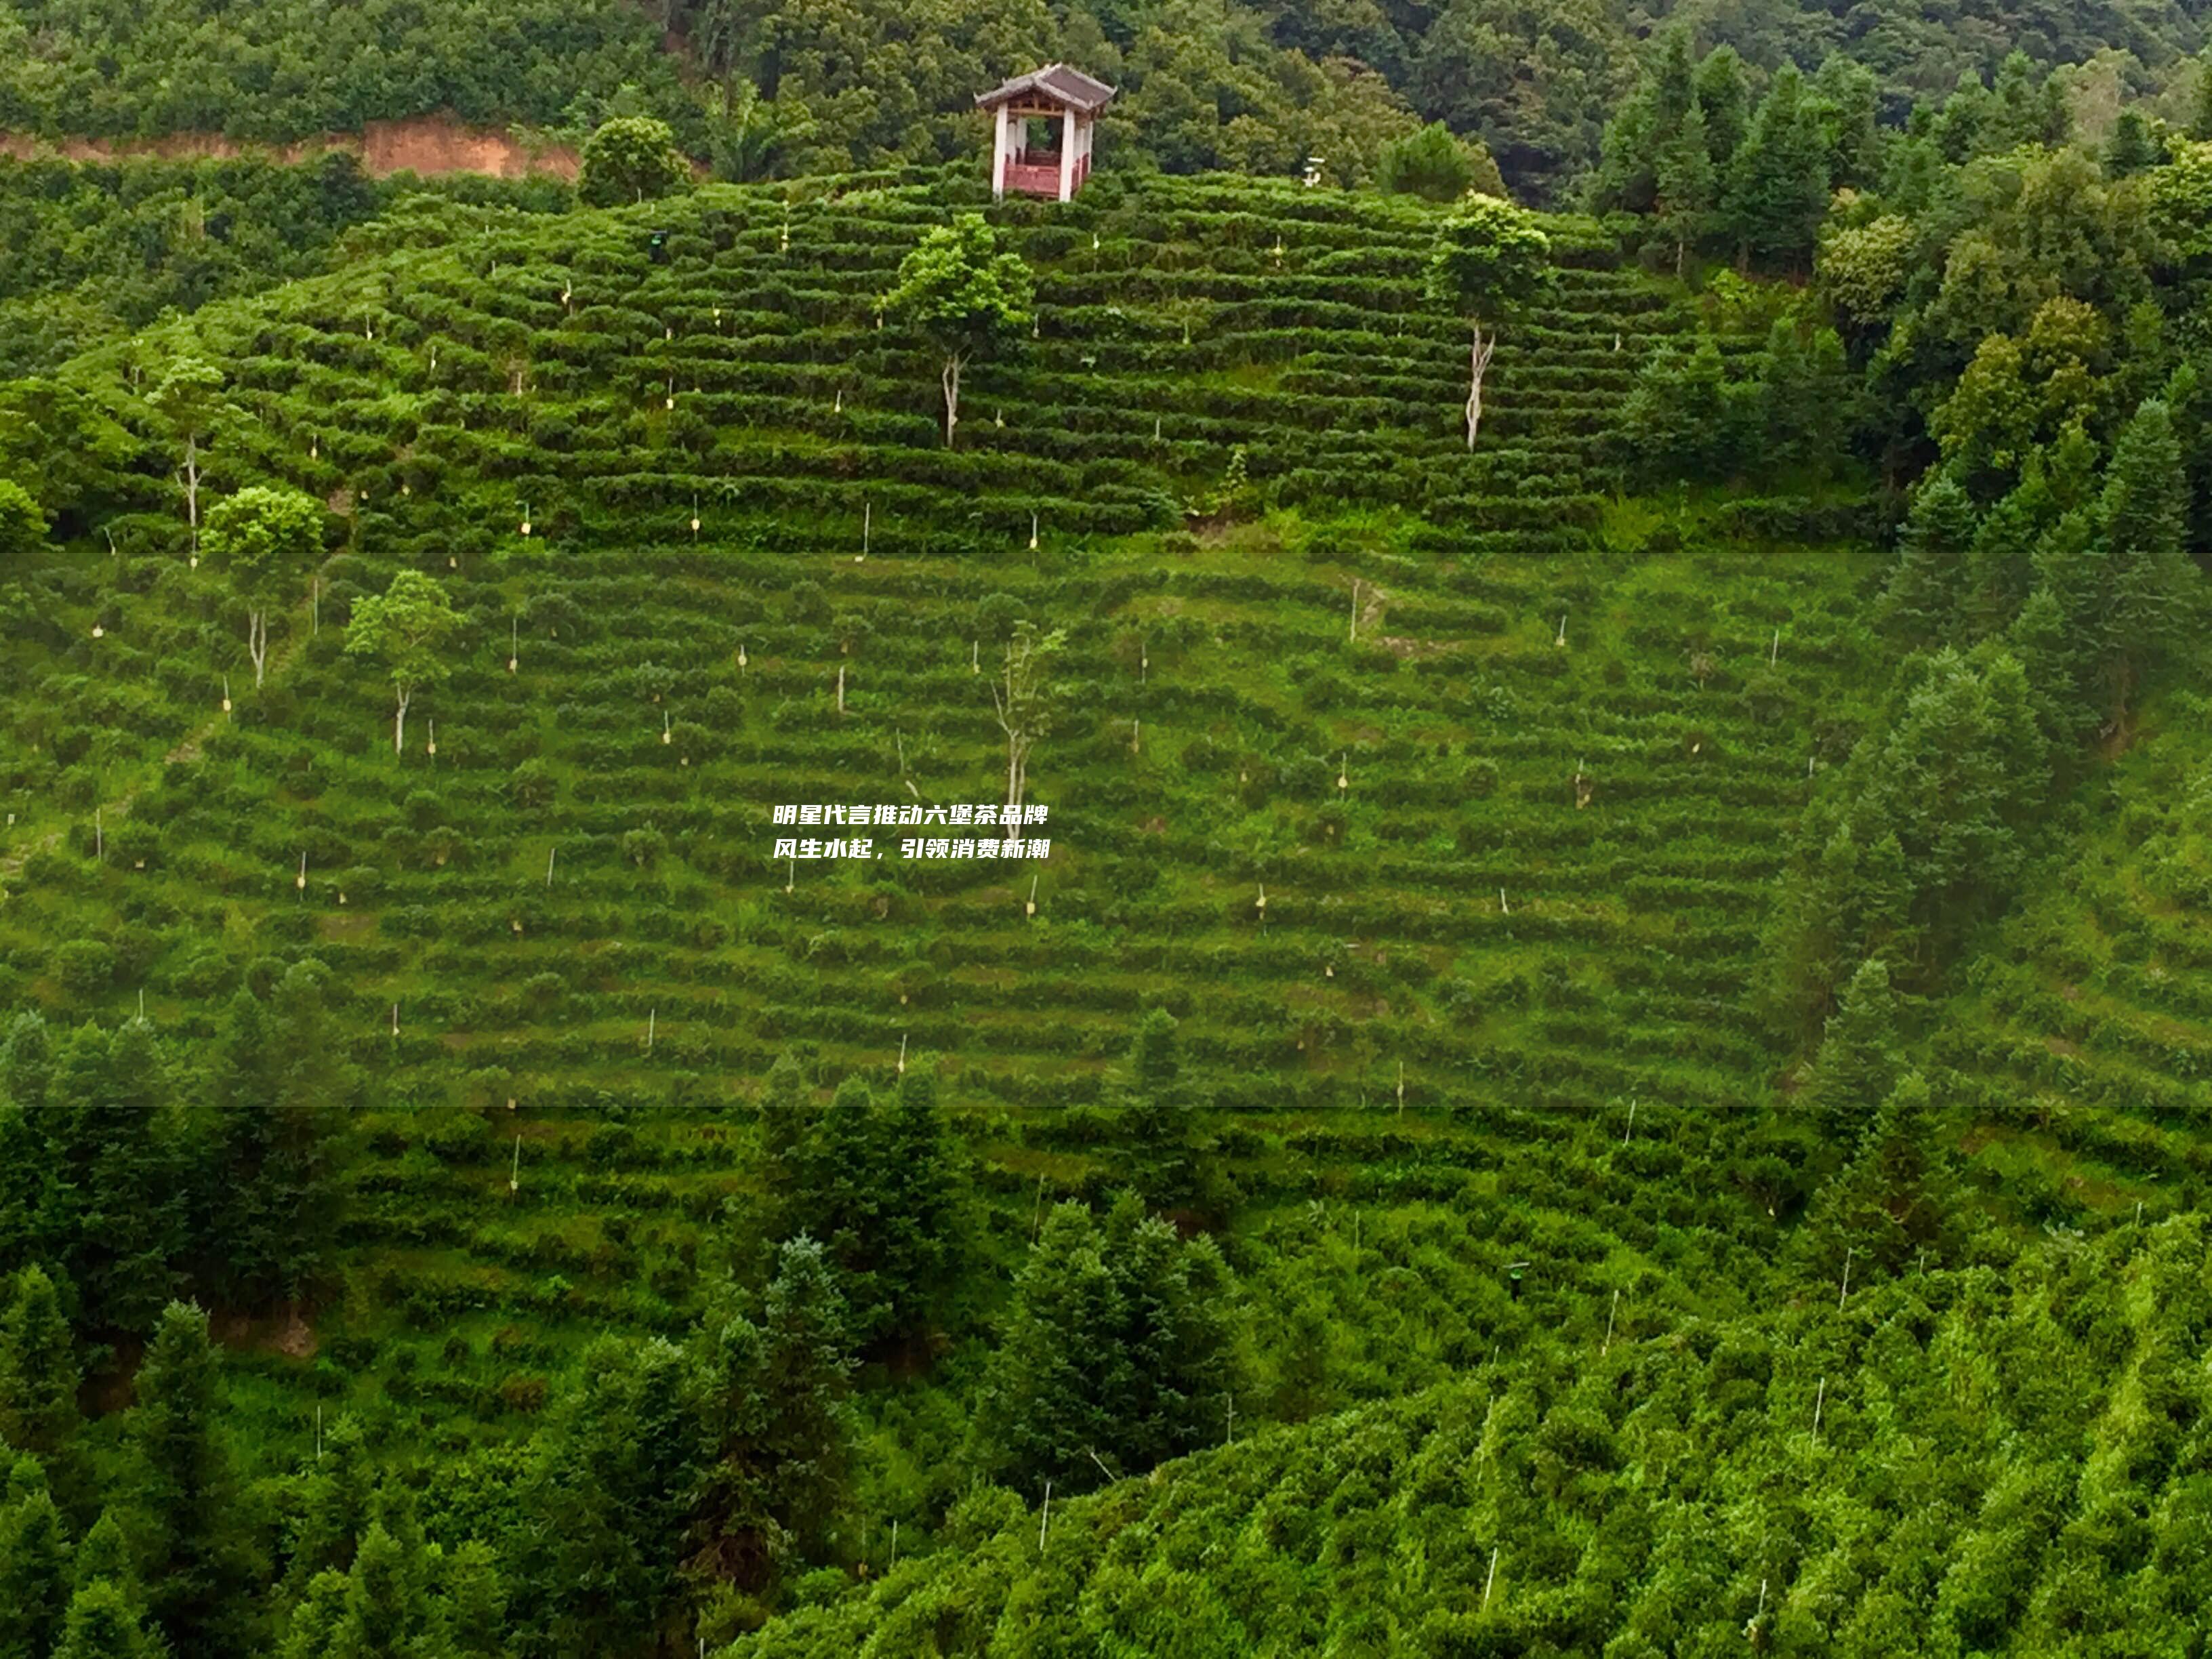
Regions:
[[1, 55, 2211, 1657]]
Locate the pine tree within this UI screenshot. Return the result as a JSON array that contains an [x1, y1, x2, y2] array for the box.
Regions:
[[804, 1076, 888, 1337], [1101, 1196, 1238, 1469], [279, 1413, 373, 1606], [1799, 957, 1903, 1148], [206, 973, 350, 1309], [35, 1021, 186, 1337], [754, 1051, 814, 1227], [1616, 336, 1733, 485], [1877, 474, 1980, 644], [114, 1301, 262, 1657], [1117, 1008, 1214, 1218], [1723, 66, 1830, 268], [1762, 316, 1849, 476], [693, 1237, 855, 1593], [752, 1237, 854, 1559], [1961, 468, 2053, 637], [1810, 54, 1883, 188], [2106, 110, 2161, 177], [981, 1204, 1126, 1494], [1809, 1072, 1962, 1275], [2098, 398, 2197, 728], [51, 1578, 162, 1659], [438, 1540, 506, 1658], [1694, 47, 1751, 168], [878, 1059, 961, 1345], [0, 1266, 80, 1462], [1654, 100, 1717, 274], [0, 1458, 70, 1659], [519, 1334, 705, 1657]]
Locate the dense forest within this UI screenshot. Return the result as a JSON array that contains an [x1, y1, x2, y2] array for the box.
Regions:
[[1, 0, 2210, 1654]]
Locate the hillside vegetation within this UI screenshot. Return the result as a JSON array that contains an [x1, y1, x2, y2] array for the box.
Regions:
[[1, 20, 2211, 1647]]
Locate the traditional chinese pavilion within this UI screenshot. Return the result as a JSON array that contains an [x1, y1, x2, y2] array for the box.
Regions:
[[977, 64, 1116, 202]]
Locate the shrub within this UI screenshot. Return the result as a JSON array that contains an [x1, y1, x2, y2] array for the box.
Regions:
[[52, 937, 117, 993]]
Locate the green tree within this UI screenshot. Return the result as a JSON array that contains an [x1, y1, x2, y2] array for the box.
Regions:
[[201, 485, 323, 688], [1722, 66, 1830, 270], [1760, 314, 1850, 476], [1807, 1071, 1962, 1277], [0, 480, 44, 568], [518, 1334, 705, 1656], [577, 117, 692, 207], [1799, 956, 1903, 1147], [2092, 397, 2196, 726], [1693, 46, 1751, 170], [1113, 1009, 1231, 1221], [1878, 473, 1981, 645], [1653, 100, 1717, 274], [20, 1021, 188, 1339], [2106, 110, 2160, 178], [279, 1414, 373, 1607], [1376, 121, 1477, 201], [1410, 0, 1629, 202], [693, 1237, 855, 1594], [1425, 193, 1553, 447], [205, 962, 353, 1308], [51, 1577, 162, 1659], [0, 1459, 70, 1659], [0, 1267, 81, 1465], [882, 213, 1033, 448], [145, 351, 230, 558], [979, 1203, 1125, 1494], [981, 1200, 1239, 1494], [344, 570, 459, 755], [1613, 335, 1733, 485], [113, 1302, 260, 1657]]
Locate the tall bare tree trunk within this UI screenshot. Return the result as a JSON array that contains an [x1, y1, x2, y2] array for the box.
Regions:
[[180, 430, 202, 552], [942, 353, 962, 447], [247, 610, 268, 687], [394, 689, 410, 755], [1465, 321, 1497, 451]]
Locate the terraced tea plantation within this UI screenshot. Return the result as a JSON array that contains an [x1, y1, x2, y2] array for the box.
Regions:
[[0, 171, 1885, 1459], [1934, 699, 2212, 1219]]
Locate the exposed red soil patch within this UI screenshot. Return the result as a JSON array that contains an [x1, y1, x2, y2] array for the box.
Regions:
[[0, 112, 580, 180]]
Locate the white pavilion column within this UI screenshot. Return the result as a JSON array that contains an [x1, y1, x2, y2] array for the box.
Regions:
[[993, 104, 1011, 200], [1057, 110, 1076, 201]]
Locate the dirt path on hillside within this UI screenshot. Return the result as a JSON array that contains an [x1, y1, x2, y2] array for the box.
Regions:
[[0, 113, 581, 180]]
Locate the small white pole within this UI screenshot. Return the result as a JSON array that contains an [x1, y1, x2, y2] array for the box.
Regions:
[[1603, 1288, 1618, 1354], [546, 846, 556, 886], [1481, 1547, 1499, 1612], [1623, 1099, 1636, 1144], [897, 1033, 907, 1076], [1839, 1246, 1853, 1310], [1039, 1481, 1051, 1552], [647, 1008, 656, 1051], [510, 1134, 520, 1193], [1813, 1376, 1826, 1438]]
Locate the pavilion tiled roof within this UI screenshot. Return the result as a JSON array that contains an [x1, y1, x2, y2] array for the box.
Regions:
[[975, 64, 1117, 115]]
